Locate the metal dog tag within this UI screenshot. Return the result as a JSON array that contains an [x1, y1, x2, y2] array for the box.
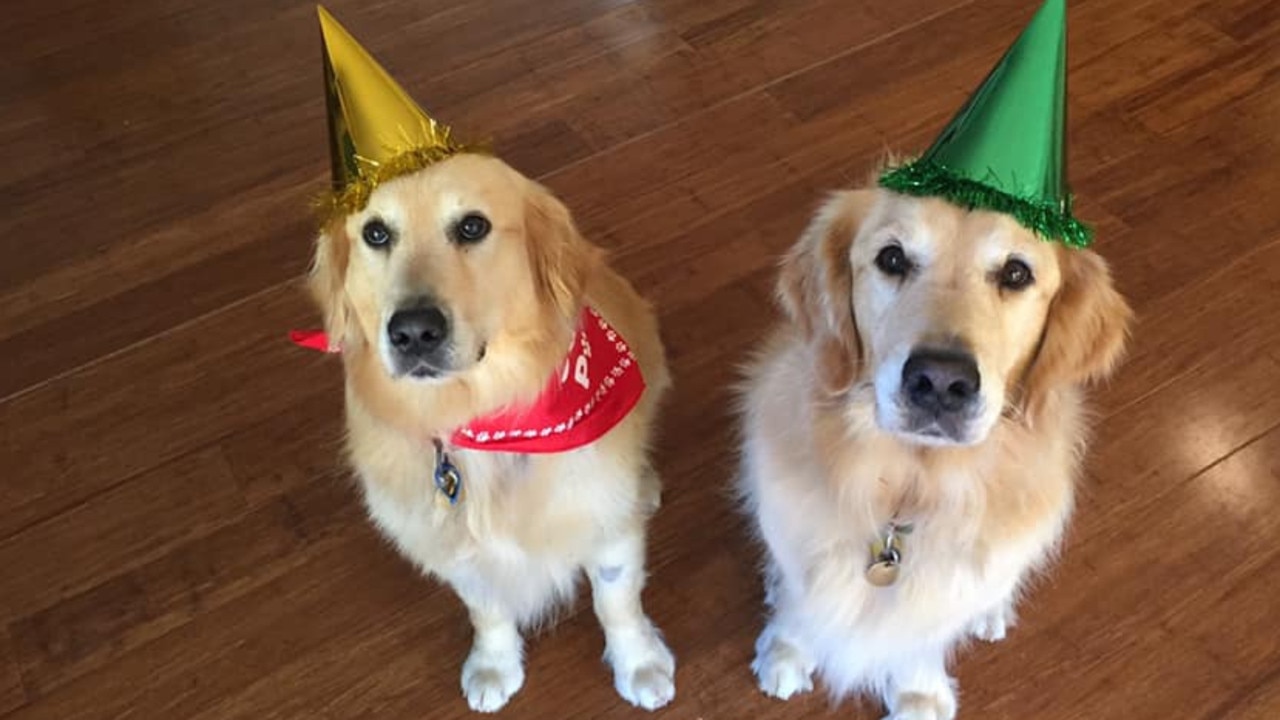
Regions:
[[433, 440, 463, 505], [865, 559, 900, 587], [435, 462, 462, 504], [866, 546, 901, 587], [865, 528, 904, 587]]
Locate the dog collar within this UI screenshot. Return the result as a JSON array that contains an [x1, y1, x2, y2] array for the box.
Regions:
[[289, 306, 646, 455]]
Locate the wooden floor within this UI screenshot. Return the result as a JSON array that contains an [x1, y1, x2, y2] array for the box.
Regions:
[[2, 0, 1278, 718]]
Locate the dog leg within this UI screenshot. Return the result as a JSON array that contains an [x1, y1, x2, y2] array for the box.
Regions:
[[457, 596, 525, 713], [752, 609, 816, 700], [588, 533, 675, 711], [882, 648, 956, 720]]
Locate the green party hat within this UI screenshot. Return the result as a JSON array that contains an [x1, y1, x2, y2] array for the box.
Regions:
[[879, 0, 1091, 248]]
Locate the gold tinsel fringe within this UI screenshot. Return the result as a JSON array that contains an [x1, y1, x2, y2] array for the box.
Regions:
[[313, 137, 491, 226]]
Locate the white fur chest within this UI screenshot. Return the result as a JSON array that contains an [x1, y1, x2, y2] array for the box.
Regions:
[[356, 438, 645, 622], [748, 426, 1073, 661]]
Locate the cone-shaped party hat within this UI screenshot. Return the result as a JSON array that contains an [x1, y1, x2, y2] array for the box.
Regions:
[[879, 0, 1090, 247], [317, 6, 477, 220]]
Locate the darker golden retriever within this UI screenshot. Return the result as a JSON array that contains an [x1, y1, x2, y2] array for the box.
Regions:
[[309, 154, 675, 712]]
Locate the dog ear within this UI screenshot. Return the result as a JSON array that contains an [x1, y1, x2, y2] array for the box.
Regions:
[[308, 222, 352, 346], [776, 190, 876, 396], [524, 181, 597, 320], [1022, 248, 1133, 419]]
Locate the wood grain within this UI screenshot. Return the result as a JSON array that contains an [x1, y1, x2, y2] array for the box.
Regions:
[[3, 0, 1277, 718], [0, 631, 24, 716]]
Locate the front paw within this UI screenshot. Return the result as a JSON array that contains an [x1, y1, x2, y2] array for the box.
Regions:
[[752, 634, 814, 700], [968, 602, 1017, 643], [607, 629, 676, 710], [461, 649, 525, 713], [883, 711, 941, 720], [884, 689, 957, 720], [882, 702, 955, 720]]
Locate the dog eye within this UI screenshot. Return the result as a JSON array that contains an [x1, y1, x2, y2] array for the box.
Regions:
[[874, 245, 912, 277], [453, 213, 491, 244], [998, 258, 1034, 290], [362, 219, 394, 248]]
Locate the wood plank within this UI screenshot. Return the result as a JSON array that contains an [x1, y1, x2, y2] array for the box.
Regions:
[[1180, 550, 1280, 682], [8, 472, 360, 698], [1082, 338, 1280, 540], [181, 594, 457, 720], [1069, 0, 1200, 67], [0, 173, 313, 347], [1208, 670, 1280, 720], [966, 625, 1236, 720], [1157, 426, 1280, 682], [565, 82, 900, 266], [0, 632, 24, 716], [1122, 25, 1278, 135], [0, 201, 315, 400], [548, 91, 800, 240], [1089, 97, 1280, 311], [3, 527, 414, 720], [1053, 424, 1280, 631], [768, 1, 1021, 129], [549, 0, 968, 150], [1072, 13, 1237, 115], [0, 284, 336, 538], [0, 446, 244, 623], [219, 392, 346, 507], [1099, 239, 1280, 415], [1193, 0, 1280, 42]]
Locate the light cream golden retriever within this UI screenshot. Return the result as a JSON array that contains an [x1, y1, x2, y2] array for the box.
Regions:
[[309, 154, 675, 712], [738, 187, 1132, 719]]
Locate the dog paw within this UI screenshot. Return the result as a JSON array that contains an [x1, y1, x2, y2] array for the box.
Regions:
[[884, 689, 957, 720], [883, 703, 953, 720], [882, 711, 938, 720], [968, 603, 1016, 643], [619, 663, 676, 710], [461, 651, 524, 713], [607, 630, 676, 710], [882, 703, 956, 720], [752, 637, 814, 700]]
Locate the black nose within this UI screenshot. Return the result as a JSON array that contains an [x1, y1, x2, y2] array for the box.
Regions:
[[902, 349, 981, 413], [387, 306, 449, 358]]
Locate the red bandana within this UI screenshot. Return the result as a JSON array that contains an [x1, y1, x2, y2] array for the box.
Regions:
[[289, 306, 645, 454]]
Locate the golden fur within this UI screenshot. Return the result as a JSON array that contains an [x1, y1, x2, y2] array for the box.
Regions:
[[738, 188, 1132, 719], [310, 154, 675, 712]]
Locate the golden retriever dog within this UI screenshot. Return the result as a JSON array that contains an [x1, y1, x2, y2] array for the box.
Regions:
[[738, 186, 1132, 719], [308, 153, 675, 712]]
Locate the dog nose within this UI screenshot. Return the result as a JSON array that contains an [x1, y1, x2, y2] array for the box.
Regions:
[[387, 306, 449, 357], [902, 349, 981, 413]]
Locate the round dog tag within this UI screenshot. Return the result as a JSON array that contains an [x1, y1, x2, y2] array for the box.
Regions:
[[865, 538, 902, 588], [865, 559, 900, 587]]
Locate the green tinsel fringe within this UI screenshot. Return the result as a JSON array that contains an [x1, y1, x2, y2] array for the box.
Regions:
[[879, 160, 1093, 248], [314, 139, 491, 227]]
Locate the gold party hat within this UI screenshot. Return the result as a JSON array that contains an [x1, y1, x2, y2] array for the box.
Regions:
[[316, 6, 478, 220]]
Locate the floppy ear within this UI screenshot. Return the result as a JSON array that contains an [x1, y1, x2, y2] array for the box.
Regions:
[[1022, 248, 1133, 418], [308, 222, 352, 346], [776, 190, 876, 396], [524, 182, 597, 320]]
